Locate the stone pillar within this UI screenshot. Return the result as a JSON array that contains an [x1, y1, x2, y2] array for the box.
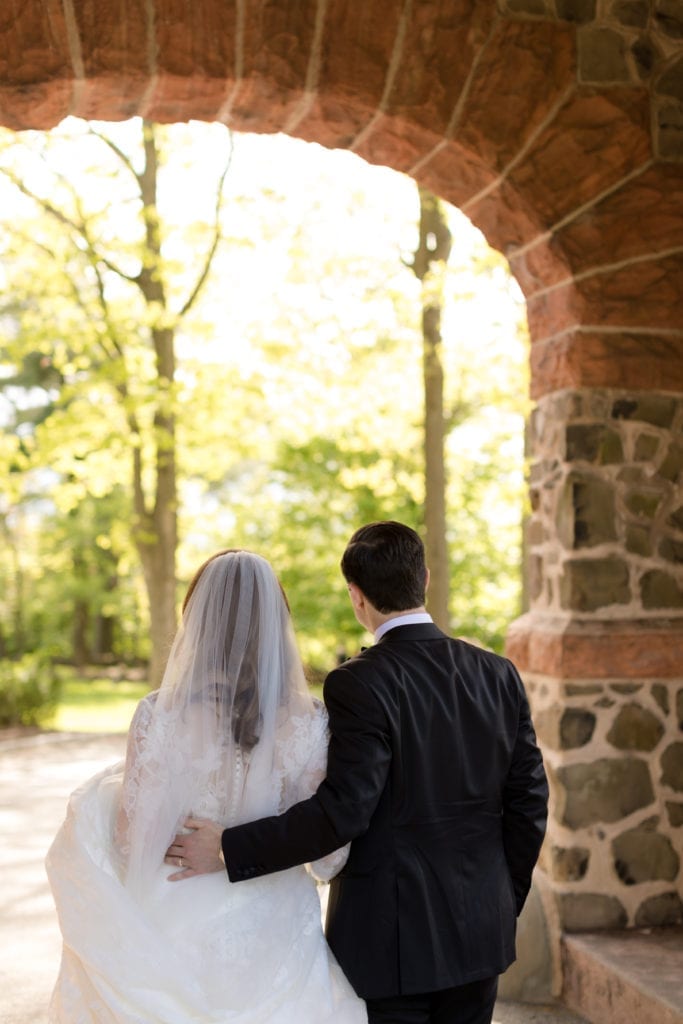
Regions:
[[508, 389, 683, 932]]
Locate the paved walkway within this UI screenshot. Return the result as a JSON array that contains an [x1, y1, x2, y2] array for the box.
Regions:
[[0, 732, 586, 1024]]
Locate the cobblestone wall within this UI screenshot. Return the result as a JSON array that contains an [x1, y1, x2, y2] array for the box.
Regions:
[[528, 390, 683, 617], [521, 388, 683, 929]]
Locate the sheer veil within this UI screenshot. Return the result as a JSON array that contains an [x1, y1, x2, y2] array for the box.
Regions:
[[118, 550, 316, 897]]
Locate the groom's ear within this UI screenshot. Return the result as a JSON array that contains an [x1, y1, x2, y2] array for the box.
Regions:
[[424, 567, 431, 593], [346, 582, 365, 611]]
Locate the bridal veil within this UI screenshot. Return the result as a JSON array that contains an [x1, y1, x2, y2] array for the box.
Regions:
[[118, 549, 316, 897]]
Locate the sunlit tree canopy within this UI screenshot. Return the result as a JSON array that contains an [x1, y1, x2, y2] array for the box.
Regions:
[[0, 118, 529, 682]]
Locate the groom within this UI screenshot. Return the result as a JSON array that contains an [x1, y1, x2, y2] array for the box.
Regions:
[[167, 521, 548, 1024]]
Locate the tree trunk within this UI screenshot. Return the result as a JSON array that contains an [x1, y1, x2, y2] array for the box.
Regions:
[[422, 301, 450, 630], [93, 566, 117, 662], [138, 531, 177, 686], [411, 188, 452, 631], [73, 599, 89, 668], [131, 122, 179, 686], [11, 540, 26, 656]]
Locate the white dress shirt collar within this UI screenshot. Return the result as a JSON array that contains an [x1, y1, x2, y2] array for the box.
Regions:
[[374, 612, 433, 641]]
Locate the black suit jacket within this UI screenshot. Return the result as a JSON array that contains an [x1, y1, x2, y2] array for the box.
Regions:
[[222, 623, 548, 999]]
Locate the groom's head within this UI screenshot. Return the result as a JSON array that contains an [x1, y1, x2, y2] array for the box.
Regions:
[[341, 521, 427, 614]]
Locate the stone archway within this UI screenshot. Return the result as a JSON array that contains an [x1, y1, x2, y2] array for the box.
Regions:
[[2, 0, 682, 945]]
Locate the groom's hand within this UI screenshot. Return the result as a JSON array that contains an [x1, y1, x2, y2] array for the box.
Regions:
[[165, 817, 224, 880]]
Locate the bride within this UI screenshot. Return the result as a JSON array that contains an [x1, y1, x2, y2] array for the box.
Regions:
[[46, 549, 367, 1023]]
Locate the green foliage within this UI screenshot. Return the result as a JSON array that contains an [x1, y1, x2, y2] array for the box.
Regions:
[[0, 653, 61, 726], [211, 435, 422, 667]]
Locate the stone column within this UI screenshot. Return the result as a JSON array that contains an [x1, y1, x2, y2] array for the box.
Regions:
[[508, 389, 683, 932]]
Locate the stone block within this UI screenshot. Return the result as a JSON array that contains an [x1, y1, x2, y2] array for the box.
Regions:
[[559, 557, 630, 612], [565, 424, 624, 464], [529, 554, 544, 602], [507, 616, 683, 679], [578, 26, 632, 83], [551, 165, 683, 279], [561, 708, 597, 748], [612, 816, 680, 883], [655, 0, 683, 39], [556, 0, 597, 23], [633, 433, 660, 461], [640, 569, 683, 609], [631, 36, 659, 80], [612, 395, 677, 427], [626, 524, 652, 557], [505, 0, 550, 14], [386, 5, 487, 135], [607, 702, 665, 751], [657, 101, 683, 159], [565, 683, 603, 695], [658, 536, 683, 563], [659, 440, 683, 482], [558, 475, 617, 549], [665, 800, 683, 826], [613, 1, 652, 29], [625, 489, 663, 518], [550, 844, 590, 881], [531, 332, 683, 397], [657, 55, 683, 101], [506, 89, 651, 244], [651, 682, 670, 715], [456, 20, 576, 176], [557, 757, 654, 827], [634, 891, 683, 927], [543, 255, 683, 335], [661, 741, 683, 790], [497, 876, 555, 1003], [560, 892, 627, 930], [668, 505, 683, 530]]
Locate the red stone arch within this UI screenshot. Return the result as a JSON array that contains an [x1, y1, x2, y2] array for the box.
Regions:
[[2, 0, 683, 951], [4, 4, 681, 391]]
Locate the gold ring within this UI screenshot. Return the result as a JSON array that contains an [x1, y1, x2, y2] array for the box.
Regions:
[[178, 857, 183, 868]]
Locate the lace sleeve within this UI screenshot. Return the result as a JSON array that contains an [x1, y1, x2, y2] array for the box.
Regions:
[[298, 701, 351, 883], [114, 694, 156, 862]]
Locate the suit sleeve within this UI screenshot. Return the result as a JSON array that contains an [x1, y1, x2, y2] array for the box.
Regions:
[[222, 663, 391, 882], [501, 662, 549, 914]]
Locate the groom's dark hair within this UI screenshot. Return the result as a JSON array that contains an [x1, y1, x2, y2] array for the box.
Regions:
[[341, 521, 426, 613]]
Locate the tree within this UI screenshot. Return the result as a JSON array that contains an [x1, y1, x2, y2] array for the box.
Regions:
[[0, 119, 232, 682], [408, 188, 452, 630]]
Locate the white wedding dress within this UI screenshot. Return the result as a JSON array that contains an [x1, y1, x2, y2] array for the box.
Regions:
[[46, 695, 367, 1024]]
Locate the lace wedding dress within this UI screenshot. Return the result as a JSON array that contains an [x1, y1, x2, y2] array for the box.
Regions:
[[46, 694, 366, 1024]]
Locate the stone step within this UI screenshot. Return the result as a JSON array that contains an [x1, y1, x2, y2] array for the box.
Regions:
[[561, 928, 683, 1024], [493, 1000, 589, 1023]]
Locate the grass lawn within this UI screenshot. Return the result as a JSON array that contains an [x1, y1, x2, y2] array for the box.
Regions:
[[50, 674, 323, 734], [51, 675, 150, 734]]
